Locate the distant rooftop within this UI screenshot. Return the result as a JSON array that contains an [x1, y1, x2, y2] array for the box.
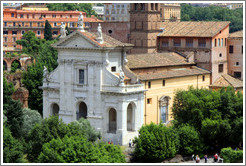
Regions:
[[229, 30, 243, 38], [210, 74, 243, 88]]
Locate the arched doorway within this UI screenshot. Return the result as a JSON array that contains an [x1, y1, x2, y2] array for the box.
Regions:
[[77, 102, 87, 120], [52, 103, 59, 116], [3, 60, 7, 71], [159, 96, 171, 123], [127, 103, 135, 131], [11, 60, 21, 73], [108, 108, 117, 133]]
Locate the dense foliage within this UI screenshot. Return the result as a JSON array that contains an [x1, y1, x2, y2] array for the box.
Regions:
[[44, 20, 53, 41], [220, 147, 243, 163], [172, 87, 243, 149], [3, 77, 15, 110], [181, 4, 243, 33], [17, 31, 58, 114], [3, 126, 24, 163], [26, 116, 103, 162], [46, 3, 98, 17], [11, 60, 21, 73], [133, 123, 177, 162], [38, 136, 125, 163]]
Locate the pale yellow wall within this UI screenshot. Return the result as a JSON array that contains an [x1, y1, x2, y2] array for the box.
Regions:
[[22, 7, 49, 11], [143, 74, 210, 125]]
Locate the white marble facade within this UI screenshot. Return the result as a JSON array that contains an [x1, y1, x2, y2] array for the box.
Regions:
[[41, 30, 145, 145]]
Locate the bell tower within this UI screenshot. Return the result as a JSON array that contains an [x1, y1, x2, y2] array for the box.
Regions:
[[129, 3, 162, 54]]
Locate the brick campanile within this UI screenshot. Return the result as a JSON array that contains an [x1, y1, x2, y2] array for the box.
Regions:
[[129, 3, 162, 54]]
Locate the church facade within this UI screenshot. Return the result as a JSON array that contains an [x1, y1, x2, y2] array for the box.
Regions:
[[41, 24, 145, 145]]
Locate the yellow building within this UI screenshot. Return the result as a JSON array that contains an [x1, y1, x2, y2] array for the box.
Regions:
[[127, 52, 211, 125]]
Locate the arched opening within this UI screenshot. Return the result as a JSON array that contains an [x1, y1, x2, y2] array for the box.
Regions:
[[159, 96, 171, 123], [11, 60, 21, 73], [77, 102, 87, 120], [3, 60, 7, 71], [52, 103, 59, 116], [108, 108, 117, 133], [127, 103, 135, 131]]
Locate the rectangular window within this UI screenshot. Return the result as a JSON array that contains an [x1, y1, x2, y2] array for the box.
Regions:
[[162, 38, 169, 47], [52, 31, 58, 35], [214, 39, 217, 47], [4, 22, 7, 26], [20, 14, 23, 18], [3, 31, 8, 35], [37, 22, 40, 27], [111, 66, 116, 72], [218, 64, 223, 73], [173, 38, 181, 47], [148, 81, 151, 89], [21, 30, 25, 35], [218, 38, 220, 47], [202, 75, 205, 81], [229, 45, 234, 53], [13, 22, 16, 26], [54, 22, 57, 26], [160, 105, 167, 123], [225, 38, 226, 46], [221, 38, 223, 47], [147, 98, 152, 104], [4, 37, 8, 42], [22, 22, 24, 27], [12, 37, 16, 42], [234, 72, 241, 79], [186, 38, 193, 47], [30, 22, 32, 27], [198, 39, 206, 48], [79, 69, 85, 84], [236, 62, 239, 66], [242, 45, 243, 54], [37, 30, 41, 35], [12, 31, 17, 35], [11, 13, 14, 17], [52, 14, 56, 18], [162, 80, 165, 86]]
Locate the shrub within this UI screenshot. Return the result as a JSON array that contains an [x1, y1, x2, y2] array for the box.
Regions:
[[38, 135, 125, 163], [177, 124, 205, 155], [3, 126, 24, 163], [220, 147, 243, 163], [133, 123, 176, 162]]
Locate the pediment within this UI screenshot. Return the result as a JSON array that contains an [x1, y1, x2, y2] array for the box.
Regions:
[[53, 31, 100, 49]]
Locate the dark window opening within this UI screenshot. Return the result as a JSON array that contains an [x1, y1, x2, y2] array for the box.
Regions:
[[229, 45, 234, 53], [218, 64, 223, 73], [242, 45, 243, 54], [111, 66, 116, 72], [234, 72, 241, 79], [236, 62, 239, 66], [214, 39, 217, 47], [148, 81, 151, 88], [219, 53, 222, 57], [108, 30, 112, 34], [79, 69, 85, 84], [147, 98, 152, 104], [163, 80, 165, 86], [3, 31, 8, 35], [12, 31, 17, 35], [202, 75, 205, 81]]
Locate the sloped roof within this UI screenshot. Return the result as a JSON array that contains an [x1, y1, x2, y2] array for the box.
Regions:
[[210, 74, 243, 88], [127, 52, 194, 69], [53, 30, 133, 48], [134, 66, 210, 81], [3, 17, 102, 22], [229, 30, 243, 38], [159, 21, 230, 37]]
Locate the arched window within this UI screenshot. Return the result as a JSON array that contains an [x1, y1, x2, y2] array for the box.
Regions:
[[127, 103, 135, 131], [3, 60, 7, 71], [11, 60, 21, 73], [77, 102, 87, 120], [159, 96, 171, 123], [52, 103, 59, 116], [108, 108, 117, 133]]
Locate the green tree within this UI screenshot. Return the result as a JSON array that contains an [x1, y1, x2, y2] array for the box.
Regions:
[[44, 20, 53, 41], [38, 135, 125, 163], [220, 147, 243, 163], [3, 126, 24, 163], [22, 108, 42, 138], [133, 123, 177, 162], [11, 60, 21, 73], [3, 77, 15, 110]]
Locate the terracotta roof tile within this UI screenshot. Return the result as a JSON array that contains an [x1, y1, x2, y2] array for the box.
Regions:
[[229, 30, 243, 38], [78, 31, 133, 48], [3, 17, 102, 22], [211, 74, 243, 88], [134, 66, 210, 81], [127, 52, 194, 69], [159, 21, 230, 37]]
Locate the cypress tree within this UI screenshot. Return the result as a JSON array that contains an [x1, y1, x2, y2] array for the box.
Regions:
[[44, 20, 52, 41]]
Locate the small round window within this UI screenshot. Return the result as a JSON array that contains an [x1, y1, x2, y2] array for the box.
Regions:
[[108, 30, 112, 34]]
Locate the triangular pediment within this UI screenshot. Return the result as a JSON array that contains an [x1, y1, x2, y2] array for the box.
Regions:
[[53, 31, 101, 49]]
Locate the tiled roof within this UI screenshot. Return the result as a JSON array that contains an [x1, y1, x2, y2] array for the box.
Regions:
[[127, 52, 194, 69], [79, 31, 134, 48], [4, 9, 84, 14], [210, 74, 243, 88], [3, 17, 102, 22], [229, 30, 243, 38], [159, 21, 230, 37], [133, 66, 210, 81]]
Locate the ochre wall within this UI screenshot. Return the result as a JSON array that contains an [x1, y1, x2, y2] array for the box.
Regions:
[[143, 74, 210, 125]]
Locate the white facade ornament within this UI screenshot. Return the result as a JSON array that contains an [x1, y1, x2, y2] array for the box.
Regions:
[[43, 66, 50, 82], [60, 22, 67, 38], [119, 69, 125, 85], [96, 23, 104, 44], [78, 13, 85, 32]]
